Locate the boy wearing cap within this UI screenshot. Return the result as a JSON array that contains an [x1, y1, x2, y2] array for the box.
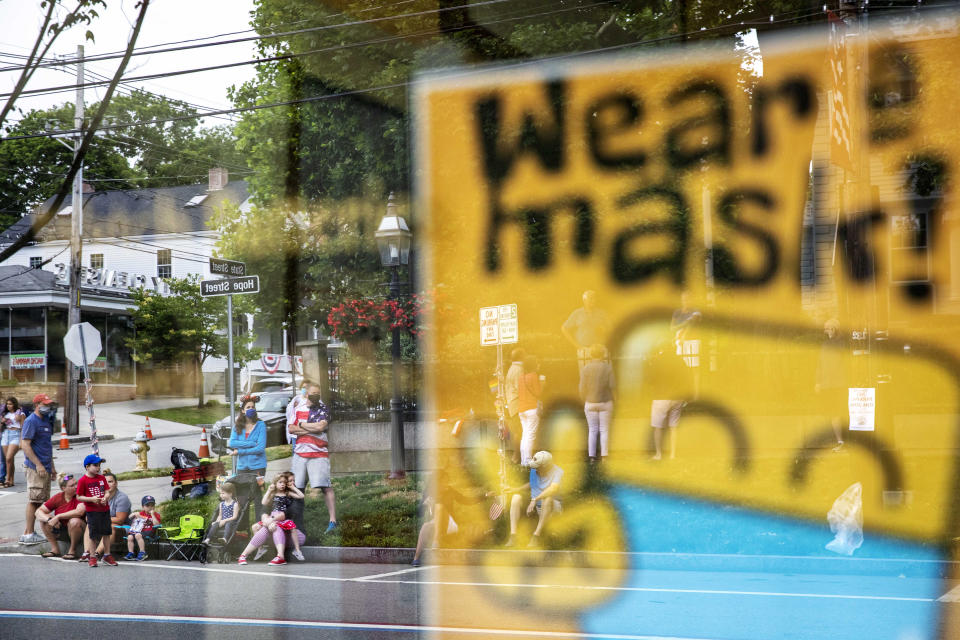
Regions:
[[125, 495, 161, 561], [506, 450, 563, 548], [19, 393, 57, 545], [77, 454, 115, 567]]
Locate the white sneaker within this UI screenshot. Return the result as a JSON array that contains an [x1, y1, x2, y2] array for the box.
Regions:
[[291, 549, 304, 561], [19, 533, 44, 545], [253, 546, 269, 561]]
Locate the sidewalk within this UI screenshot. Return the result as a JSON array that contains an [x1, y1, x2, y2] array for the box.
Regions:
[[62, 396, 201, 445]]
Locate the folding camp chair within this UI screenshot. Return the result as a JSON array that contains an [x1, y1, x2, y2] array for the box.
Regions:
[[157, 514, 206, 561]]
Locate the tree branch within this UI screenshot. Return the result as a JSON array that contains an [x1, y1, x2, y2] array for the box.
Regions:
[[0, 0, 150, 265]]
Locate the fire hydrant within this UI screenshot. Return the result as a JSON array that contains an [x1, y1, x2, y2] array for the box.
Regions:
[[130, 430, 150, 471]]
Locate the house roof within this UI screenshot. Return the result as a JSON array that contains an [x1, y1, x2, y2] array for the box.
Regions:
[[0, 180, 249, 245], [0, 265, 59, 293]]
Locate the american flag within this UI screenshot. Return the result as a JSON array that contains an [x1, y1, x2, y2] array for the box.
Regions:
[[828, 10, 854, 173]]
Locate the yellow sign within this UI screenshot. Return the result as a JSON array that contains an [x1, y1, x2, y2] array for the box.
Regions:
[[417, 13, 960, 640]]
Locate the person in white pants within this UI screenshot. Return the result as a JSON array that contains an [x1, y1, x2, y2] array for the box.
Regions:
[[517, 355, 542, 467], [579, 344, 614, 462]]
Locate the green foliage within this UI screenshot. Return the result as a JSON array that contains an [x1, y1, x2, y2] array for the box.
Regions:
[[210, 197, 393, 333], [0, 90, 244, 224], [126, 275, 260, 406], [156, 472, 422, 547]]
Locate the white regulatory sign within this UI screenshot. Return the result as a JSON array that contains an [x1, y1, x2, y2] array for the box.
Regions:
[[848, 387, 876, 431], [479, 304, 519, 346]]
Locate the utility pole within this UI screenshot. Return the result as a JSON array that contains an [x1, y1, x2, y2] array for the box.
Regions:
[[64, 44, 84, 436]]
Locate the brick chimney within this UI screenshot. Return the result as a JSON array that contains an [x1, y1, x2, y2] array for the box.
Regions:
[[208, 167, 229, 191]]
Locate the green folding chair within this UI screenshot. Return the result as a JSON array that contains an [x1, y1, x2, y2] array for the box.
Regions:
[[157, 514, 206, 561]]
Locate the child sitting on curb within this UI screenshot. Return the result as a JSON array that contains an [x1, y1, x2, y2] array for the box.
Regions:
[[237, 472, 305, 566], [124, 495, 161, 561]]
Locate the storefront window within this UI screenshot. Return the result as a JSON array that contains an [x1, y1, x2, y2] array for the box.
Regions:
[[46, 307, 66, 383], [10, 307, 45, 382], [107, 314, 135, 384]]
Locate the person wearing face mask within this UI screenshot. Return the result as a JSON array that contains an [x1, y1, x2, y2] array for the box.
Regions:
[[288, 383, 337, 534], [285, 381, 310, 453], [228, 395, 267, 520], [19, 393, 57, 545]]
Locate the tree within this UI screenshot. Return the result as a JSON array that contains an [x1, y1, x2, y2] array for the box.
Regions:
[[0, 0, 107, 131], [0, 91, 245, 224], [221, 0, 827, 341], [127, 276, 260, 408]]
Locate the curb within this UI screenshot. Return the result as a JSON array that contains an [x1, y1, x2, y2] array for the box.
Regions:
[[0, 541, 414, 564], [3, 540, 954, 576]]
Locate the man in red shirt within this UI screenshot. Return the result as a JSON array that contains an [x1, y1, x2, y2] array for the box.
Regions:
[[76, 454, 116, 567]]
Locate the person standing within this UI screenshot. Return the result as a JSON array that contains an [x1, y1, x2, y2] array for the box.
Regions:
[[561, 290, 610, 369], [76, 454, 116, 567], [285, 381, 309, 452], [1, 396, 25, 487], [580, 344, 615, 463], [503, 348, 525, 464], [19, 393, 56, 545], [228, 396, 268, 521], [288, 383, 337, 534], [517, 355, 543, 467]]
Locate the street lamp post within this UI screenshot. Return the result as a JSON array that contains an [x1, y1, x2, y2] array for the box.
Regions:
[[375, 193, 411, 480]]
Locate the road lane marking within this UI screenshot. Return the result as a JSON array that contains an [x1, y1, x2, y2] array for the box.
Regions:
[[21, 555, 931, 602], [354, 566, 431, 580], [0, 609, 701, 639], [939, 584, 960, 602]]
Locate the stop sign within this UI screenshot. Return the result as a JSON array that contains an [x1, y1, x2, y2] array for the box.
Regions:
[[63, 322, 102, 366]]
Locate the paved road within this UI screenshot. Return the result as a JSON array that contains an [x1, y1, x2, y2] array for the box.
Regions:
[[0, 554, 956, 639]]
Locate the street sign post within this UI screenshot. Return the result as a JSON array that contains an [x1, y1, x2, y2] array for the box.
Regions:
[[63, 321, 103, 454], [199, 275, 259, 297], [63, 322, 102, 366], [202, 268, 254, 434], [209, 257, 246, 277]]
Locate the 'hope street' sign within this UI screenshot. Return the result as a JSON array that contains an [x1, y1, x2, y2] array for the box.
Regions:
[[209, 257, 246, 277], [200, 275, 259, 297]]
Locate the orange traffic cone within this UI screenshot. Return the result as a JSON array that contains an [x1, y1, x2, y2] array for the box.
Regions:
[[58, 421, 70, 450], [144, 416, 154, 440], [198, 427, 210, 459]]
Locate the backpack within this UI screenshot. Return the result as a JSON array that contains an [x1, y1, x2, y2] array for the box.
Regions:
[[170, 448, 200, 470]]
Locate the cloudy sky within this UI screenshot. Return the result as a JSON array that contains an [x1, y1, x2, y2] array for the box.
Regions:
[[0, 0, 258, 127]]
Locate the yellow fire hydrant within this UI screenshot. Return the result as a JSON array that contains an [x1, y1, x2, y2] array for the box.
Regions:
[[130, 430, 150, 471]]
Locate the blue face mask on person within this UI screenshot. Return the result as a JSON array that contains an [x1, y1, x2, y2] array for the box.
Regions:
[[300, 388, 307, 397], [245, 408, 257, 419], [38, 405, 52, 415]]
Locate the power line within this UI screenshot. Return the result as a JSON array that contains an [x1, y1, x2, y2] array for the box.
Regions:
[[0, 0, 616, 100], [0, 5, 827, 144], [0, 0, 526, 74]]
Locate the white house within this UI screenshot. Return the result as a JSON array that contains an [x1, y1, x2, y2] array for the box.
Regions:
[[0, 168, 289, 398]]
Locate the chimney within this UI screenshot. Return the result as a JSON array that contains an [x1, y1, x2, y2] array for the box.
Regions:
[[208, 167, 229, 191]]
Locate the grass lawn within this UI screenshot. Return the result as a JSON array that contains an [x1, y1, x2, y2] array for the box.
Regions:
[[132, 403, 226, 426], [157, 472, 422, 548], [115, 445, 293, 482]]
